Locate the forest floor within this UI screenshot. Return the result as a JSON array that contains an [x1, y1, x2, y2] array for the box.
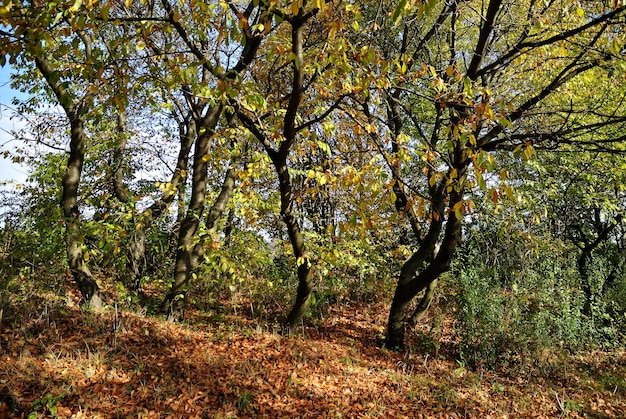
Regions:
[[1, 287, 625, 418]]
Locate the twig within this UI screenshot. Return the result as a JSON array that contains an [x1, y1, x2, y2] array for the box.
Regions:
[[554, 391, 565, 413]]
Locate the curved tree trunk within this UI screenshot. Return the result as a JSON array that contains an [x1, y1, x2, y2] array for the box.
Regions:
[[386, 206, 463, 349], [279, 19, 314, 332], [233, 14, 315, 331], [386, 139, 467, 349], [385, 0, 500, 349], [160, 104, 223, 319], [35, 55, 103, 308], [278, 162, 314, 332]]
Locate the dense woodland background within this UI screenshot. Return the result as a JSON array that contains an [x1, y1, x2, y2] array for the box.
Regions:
[[1, 0, 626, 417]]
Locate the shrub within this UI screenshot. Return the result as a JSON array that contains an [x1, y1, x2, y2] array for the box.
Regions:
[[453, 232, 591, 370]]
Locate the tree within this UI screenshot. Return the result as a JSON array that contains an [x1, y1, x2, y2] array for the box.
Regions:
[[349, 0, 626, 348], [233, 0, 365, 330], [147, 0, 273, 318], [0, 1, 129, 307]]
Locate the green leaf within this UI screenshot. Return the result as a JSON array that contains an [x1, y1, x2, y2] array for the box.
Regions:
[[476, 169, 486, 190], [392, 0, 408, 25], [463, 77, 473, 95], [610, 39, 622, 55]]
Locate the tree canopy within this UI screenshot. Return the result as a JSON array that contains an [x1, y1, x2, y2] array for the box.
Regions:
[[1, 0, 626, 351]]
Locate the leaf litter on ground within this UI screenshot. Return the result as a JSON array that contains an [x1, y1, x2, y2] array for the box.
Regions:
[[0, 292, 625, 418]]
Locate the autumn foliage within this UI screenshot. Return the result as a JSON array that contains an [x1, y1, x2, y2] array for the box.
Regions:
[[1, 0, 626, 417]]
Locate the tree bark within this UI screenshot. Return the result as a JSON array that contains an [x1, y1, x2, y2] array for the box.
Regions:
[[281, 18, 315, 332], [575, 212, 621, 316], [160, 104, 223, 319], [63, 118, 103, 308], [408, 278, 438, 328], [34, 55, 103, 308], [279, 162, 314, 332], [233, 13, 316, 330], [386, 136, 467, 349], [127, 115, 196, 289], [189, 163, 238, 269], [111, 110, 131, 204], [386, 207, 463, 349]]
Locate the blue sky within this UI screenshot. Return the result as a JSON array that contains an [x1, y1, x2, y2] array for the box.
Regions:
[[0, 63, 28, 184]]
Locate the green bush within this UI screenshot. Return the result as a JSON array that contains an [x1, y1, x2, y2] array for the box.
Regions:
[[453, 233, 591, 370]]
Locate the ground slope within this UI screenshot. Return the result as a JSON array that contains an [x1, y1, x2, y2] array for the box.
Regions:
[[1, 297, 624, 418]]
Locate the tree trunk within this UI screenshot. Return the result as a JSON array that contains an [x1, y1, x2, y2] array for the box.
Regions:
[[189, 163, 238, 267], [386, 156, 465, 349], [574, 213, 621, 317], [234, 16, 313, 331], [277, 162, 314, 332], [386, 248, 438, 349], [63, 118, 103, 309], [127, 116, 196, 290], [34, 55, 103, 308], [386, 213, 461, 349], [161, 145, 238, 319], [111, 110, 131, 204], [408, 278, 438, 328], [161, 105, 223, 319], [578, 251, 594, 317]]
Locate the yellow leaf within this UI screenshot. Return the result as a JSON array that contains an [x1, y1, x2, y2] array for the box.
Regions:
[[125, 0, 132, 8], [484, 103, 495, 120], [100, 4, 109, 20], [454, 207, 462, 220], [0, 1, 13, 16], [521, 143, 534, 161], [446, 65, 454, 77], [70, 0, 82, 13]]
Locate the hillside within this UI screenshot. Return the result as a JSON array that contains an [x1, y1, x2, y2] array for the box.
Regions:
[[1, 291, 624, 418]]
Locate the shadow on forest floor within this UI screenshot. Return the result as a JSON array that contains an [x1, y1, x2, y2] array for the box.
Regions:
[[1, 288, 625, 418]]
